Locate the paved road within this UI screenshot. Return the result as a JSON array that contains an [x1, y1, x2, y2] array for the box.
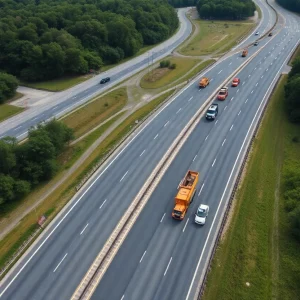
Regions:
[[0, 8, 193, 141], [90, 2, 300, 300], [0, 1, 282, 299]]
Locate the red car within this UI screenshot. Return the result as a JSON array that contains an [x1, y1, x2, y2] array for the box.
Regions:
[[217, 87, 228, 100], [232, 78, 240, 87]]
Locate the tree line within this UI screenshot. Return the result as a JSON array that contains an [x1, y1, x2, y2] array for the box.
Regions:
[[283, 56, 300, 241], [0, 73, 19, 104], [276, 0, 300, 13], [0, 120, 73, 210], [196, 0, 256, 20], [0, 0, 179, 82]]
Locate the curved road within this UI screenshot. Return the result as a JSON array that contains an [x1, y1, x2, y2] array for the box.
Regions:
[[0, 8, 193, 140], [0, 1, 292, 299]]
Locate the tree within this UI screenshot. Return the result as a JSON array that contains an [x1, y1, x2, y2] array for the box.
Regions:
[[0, 174, 15, 204], [0, 72, 19, 103], [65, 48, 89, 74], [0, 139, 16, 174], [289, 204, 300, 241], [285, 76, 300, 122]]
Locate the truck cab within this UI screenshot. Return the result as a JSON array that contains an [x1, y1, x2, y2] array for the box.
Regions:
[[206, 103, 218, 120]]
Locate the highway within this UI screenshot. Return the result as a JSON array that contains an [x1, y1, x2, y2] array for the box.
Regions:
[[0, 0, 292, 299], [91, 2, 300, 300], [0, 8, 193, 141]]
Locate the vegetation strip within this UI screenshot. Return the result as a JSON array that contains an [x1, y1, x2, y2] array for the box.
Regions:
[[0, 105, 24, 122]]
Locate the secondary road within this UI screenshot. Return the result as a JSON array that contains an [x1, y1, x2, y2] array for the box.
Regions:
[[91, 2, 300, 300], [0, 1, 280, 299], [0, 8, 193, 141]]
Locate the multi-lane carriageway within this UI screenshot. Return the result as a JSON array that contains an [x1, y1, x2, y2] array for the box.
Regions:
[[92, 4, 300, 300], [0, 1, 299, 300]]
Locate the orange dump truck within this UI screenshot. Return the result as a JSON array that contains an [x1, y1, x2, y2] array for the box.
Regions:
[[199, 77, 209, 88], [242, 48, 248, 57], [172, 170, 199, 220]]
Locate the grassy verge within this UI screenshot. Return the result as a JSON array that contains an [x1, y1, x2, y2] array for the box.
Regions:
[[203, 75, 300, 299], [140, 57, 201, 89], [61, 88, 127, 138], [20, 75, 93, 92], [288, 44, 300, 66], [256, 4, 262, 19], [0, 89, 175, 274], [180, 20, 255, 56], [0, 104, 24, 122]]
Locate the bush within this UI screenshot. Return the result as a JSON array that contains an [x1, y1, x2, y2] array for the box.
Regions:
[[169, 63, 177, 69], [160, 60, 171, 68]]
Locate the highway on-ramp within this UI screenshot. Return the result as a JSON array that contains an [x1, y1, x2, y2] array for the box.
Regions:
[[0, 8, 193, 141], [0, 1, 285, 299], [91, 3, 300, 300]]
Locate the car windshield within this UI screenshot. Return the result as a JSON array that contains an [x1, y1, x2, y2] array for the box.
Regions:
[[219, 91, 225, 95], [174, 210, 182, 216], [196, 209, 206, 217], [233, 79, 238, 82], [207, 109, 215, 114]]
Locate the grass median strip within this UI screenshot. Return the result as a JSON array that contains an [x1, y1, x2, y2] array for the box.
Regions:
[[203, 76, 300, 300], [62, 87, 127, 138], [0, 89, 175, 275], [0, 104, 24, 122], [180, 20, 255, 56], [140, 57, 201, 89]]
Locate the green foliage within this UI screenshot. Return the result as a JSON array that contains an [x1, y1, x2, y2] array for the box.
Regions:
[[0, 73, 19, 104], [0, 120, 74, 210], [0, 0, 179, 82], [196, 0, 256, 20], [168, 0, 198, 8], [276, 0, 300, 13], [160, 60, 171, 68], [169, 63, 177, 69], [285, 57, 300, 122]]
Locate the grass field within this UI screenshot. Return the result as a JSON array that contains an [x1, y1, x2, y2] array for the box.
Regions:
[[21, 75, 93, 92], [140, 57, 201, 89], [0, 104, 24, 122], [180, 20, 255, 56], [0, 89, 175, 274], [62, 88, 127, 138], [203, 76, 300, 300]]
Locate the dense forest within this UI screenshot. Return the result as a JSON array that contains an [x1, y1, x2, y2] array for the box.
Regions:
[[283, 56, 300, 240], [0, 0, 179, 82], [168, 0, 197, 8], [0, 73, 19, 103], [0, 120, 73, 210], [196, 0, 256, 20], [276, 0, 300, 13]]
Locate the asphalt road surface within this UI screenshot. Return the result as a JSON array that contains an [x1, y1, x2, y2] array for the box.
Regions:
[[91, 3, 300, 300], [0, 0, 295, 299], [0, 8, 193, 141]]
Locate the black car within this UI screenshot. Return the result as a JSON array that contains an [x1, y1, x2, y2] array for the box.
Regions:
[[254, 41, 259, 46], [206, 103, 218, 120], [269, 32, 273, 36], [100, 77, 110, 84]]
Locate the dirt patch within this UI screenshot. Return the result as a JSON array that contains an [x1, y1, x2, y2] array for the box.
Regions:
[[143, 68, 170, 83]]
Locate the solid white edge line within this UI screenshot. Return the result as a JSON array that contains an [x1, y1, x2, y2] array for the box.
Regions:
[[185, 37, 299, 300], [53, 253, 68, 273]]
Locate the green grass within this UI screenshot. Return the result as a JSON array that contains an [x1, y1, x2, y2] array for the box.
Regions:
[[179, 59, 215, 83], [0, 89, 175, 274], [180, 20, 255, 56], [256, 4, 262, 19], [0, 104, 24, 122], [21, 75, 92, 92], [61, 87, 127, 138], [140, 57, 201, 89], [203, 75, 300, 300]]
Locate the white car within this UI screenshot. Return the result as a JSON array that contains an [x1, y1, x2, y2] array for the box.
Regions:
[[255, 31, 259, 35], [195, 204, 209, 225]]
